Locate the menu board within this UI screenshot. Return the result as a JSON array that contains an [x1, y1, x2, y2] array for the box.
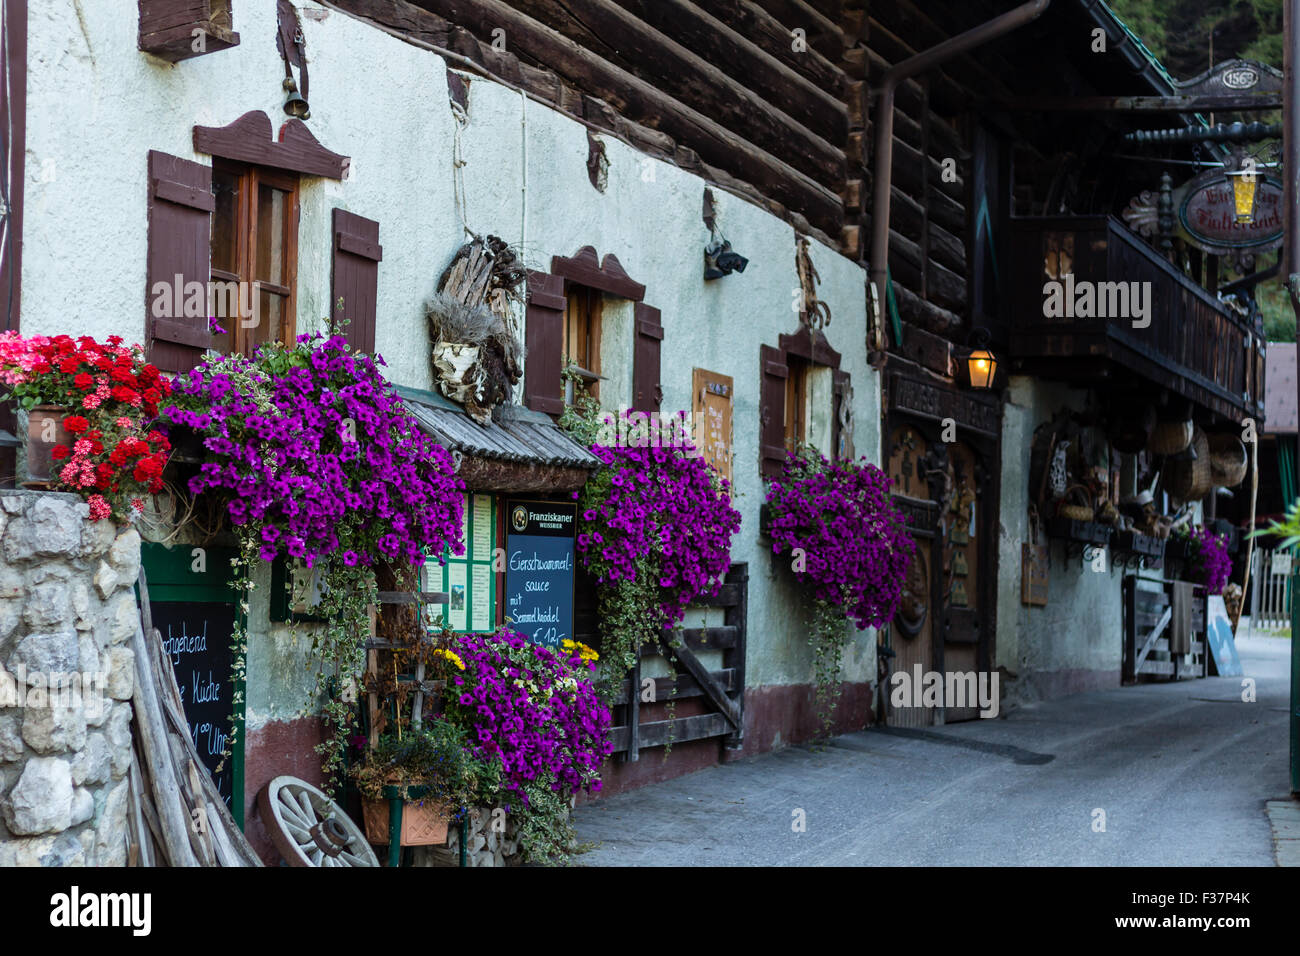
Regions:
[[151, 600, 239, 810], [423, 493, 497, 632], [504, 500, 576, 649], [692, 368, 733, 484]]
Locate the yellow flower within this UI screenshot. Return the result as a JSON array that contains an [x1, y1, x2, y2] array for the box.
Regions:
[[433, 648, 465, 671]]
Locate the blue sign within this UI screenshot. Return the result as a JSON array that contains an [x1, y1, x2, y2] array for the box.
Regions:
[[504, 500, 576, 649]]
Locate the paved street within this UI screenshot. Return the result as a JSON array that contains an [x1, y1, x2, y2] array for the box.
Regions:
[[573, 636, 1295, 866]]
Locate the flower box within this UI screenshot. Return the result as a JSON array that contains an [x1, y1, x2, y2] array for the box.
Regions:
[[1113, 530, 1165, 560], [362, 785, 451, 848], [1047, 517, 1112, 546]]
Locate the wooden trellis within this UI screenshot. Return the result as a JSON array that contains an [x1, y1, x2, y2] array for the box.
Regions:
[[579, 564, 749, 760]]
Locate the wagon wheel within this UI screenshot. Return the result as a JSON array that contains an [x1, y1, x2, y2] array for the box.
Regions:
[[257, 775, 378, 868]]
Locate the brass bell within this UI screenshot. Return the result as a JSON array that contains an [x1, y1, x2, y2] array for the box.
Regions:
[[282, 77, 310, 120]]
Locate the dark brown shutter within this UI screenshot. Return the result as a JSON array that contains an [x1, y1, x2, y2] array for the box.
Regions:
[[524, 270, 566, 416], [832, 369, 853, 461], [759, 344, 788, 479], [631, 302, 663, 413], [146, 149, 213, 374], [331, 208, 382, 354]]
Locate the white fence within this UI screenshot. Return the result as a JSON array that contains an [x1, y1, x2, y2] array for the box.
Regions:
[[1249, 547, 1292, 631]]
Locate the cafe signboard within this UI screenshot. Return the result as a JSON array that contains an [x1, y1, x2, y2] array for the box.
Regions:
[[1176, 167, 1284, 254]]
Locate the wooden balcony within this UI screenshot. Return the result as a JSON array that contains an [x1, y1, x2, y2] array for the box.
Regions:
[[1007, 216, 1265, 422]]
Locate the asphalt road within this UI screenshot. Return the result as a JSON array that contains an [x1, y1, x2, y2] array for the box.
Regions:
[[572, 635, 1294, 866]]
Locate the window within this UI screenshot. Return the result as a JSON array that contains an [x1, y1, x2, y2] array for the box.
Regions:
[[784, 355, 810, 450], [760, 327, 850, 479], [563, 285, 603, 402], [210, 160, 299, 356]]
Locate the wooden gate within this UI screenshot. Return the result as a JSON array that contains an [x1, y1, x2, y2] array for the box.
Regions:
[[583, 564, 748, 759], [1122, 576, 1208, 681], [1248, 547, 1291, 631]]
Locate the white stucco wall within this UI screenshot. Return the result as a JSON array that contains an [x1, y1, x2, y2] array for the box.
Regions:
[[23, 2, 883, 713], [996, 377, 1122, 704]]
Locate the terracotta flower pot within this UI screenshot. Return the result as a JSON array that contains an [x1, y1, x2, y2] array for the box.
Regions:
[[362, 792, 451, 848], [22, 405, 71, 487]]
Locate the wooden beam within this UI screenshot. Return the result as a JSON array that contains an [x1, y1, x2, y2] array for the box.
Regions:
[[500, 0, 847, 190], [607, 0, 848, 145], [658, 636, 742, 729], [989, 94, 1285, 112], [693, 0, 848, 95], [407, 0, 846, 234], [746, 0, 844, 59], [608, 712, 730, 751]]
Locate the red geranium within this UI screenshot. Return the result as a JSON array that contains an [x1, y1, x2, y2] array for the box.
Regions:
[[0, 332, 173, 521]]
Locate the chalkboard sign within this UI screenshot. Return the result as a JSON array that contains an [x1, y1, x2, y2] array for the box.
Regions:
[[150, 601, 240, 810], [504, 500, 576, 649], [140, 542, 244, 827]]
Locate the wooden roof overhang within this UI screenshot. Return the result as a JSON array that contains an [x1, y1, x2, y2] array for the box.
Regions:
[[396, 386, 599, 495], [1006, 215, 1265, 424]]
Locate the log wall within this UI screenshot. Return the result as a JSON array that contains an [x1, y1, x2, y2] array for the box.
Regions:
[[332, 0, 1016, 376]]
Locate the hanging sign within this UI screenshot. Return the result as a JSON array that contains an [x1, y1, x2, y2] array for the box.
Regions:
[[504, 500, 576, 649], [1177, 168, 1284, 253]]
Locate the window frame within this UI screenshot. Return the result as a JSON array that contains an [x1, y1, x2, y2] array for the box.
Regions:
[[210, 158, 300, 357], [563, 284, 604, 403]]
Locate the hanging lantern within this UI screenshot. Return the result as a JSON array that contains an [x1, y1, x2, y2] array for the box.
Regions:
[[967, 348, 997, 389], [1225, 157, 1259, 225], [965, 329, 997, 390]]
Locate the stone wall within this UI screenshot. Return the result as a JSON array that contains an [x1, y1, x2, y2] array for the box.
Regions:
[[0, 491, 140, 866]]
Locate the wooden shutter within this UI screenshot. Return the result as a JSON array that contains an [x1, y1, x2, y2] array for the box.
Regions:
[[759, 344, 788, 480], [631, 303, 663, 413], [331, 208, 382, 354], [524, 270, 566, 416], [146, 149, 214, 374], [832, 369, 854, 461]]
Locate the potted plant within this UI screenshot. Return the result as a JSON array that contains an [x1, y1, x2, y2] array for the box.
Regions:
[[0, 332, 171, 515], [1174, 525, 1232, 594], [765, 448, 916, 736], [352, 716, 498, 848], [439, 628, 613, 864]]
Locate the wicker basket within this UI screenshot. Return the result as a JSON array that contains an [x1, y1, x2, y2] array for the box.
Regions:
[[1057, 485, 1094, 522], [1164, 427, 1211, 501], [1206, 432, 1247, 488], [1148, 418, 1193, 455]]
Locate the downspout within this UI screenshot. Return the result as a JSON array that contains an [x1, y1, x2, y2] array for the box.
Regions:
[[868, 0, 1052, 363]]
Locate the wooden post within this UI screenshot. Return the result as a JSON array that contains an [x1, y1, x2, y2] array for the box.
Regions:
[[722, 563, 748, 750], [1122, 575, 1136, 684], [626, 658, 640, 762]]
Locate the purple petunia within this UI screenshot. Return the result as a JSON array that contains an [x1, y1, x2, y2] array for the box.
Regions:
[[164, 333, 465, 568], [764, 450, 916, 629]]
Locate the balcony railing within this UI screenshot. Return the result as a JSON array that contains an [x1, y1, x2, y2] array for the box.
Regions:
[[1007, 215, 1265, 423]]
